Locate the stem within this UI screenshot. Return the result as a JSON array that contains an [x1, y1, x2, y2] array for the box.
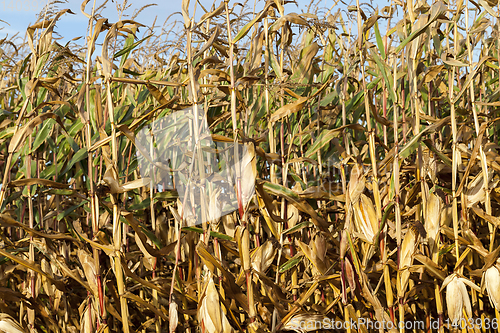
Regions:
[[106, 72, 130, 333], [224, 0, 242, 222]]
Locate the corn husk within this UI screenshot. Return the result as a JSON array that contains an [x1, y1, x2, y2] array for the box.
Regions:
[[398, 227, 417, 296], [0, 314, 26, 333], [236, 142, 257, 208], [198, 278, 234, 333], [79, 302, 97, 333], [169, 302, 179, 333], [443, 275, 472, 323], [77, 249, 98, 298], [425, 191, 442, 254], [353, 194, 378, 243], [482, 266, 500, 311], [251, 240, 277, 273]]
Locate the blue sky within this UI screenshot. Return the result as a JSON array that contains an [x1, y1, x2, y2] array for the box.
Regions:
[[0, 0, 342, 44]]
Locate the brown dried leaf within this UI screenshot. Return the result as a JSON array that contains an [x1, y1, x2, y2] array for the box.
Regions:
[[269, 97, 308, 123], [8, 178, 69, 189]]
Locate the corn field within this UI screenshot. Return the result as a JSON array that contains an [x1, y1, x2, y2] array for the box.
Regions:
[[3, 0, 500, 332]]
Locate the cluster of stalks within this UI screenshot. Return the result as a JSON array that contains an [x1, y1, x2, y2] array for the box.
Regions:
[[2, 0, 500, 332]]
